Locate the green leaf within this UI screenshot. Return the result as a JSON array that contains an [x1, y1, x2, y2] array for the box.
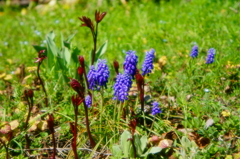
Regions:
[[120, 130, 131, 158], [46, 31, 58, 71], [71, 47, 80, 65], [32, 45, 47, 53], [64, 33, 76, 49], [112, 145, 122, 158], [134, 133, 143, 155], [95, 40, 108, 62], [62, 47, 71, 66], [140, 135, 148, 152], [48, 31, 55, 40], [148, 147, 162, 154]]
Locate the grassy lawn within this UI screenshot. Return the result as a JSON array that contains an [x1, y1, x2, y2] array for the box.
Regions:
[[0, 0, 239, 158]]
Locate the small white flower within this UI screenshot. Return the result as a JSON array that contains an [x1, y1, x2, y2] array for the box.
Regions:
[[204, 88, 210, 93], [4, 42, 8, 46]]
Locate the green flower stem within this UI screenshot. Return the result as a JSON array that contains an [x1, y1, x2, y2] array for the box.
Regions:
[[99, 89, 104, 138]]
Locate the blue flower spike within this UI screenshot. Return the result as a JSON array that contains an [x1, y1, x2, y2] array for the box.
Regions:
[[206, 48, 216, 64], [142, 48, 155, 76], [123, 50, 138, 78], [190, 45, 198, 58], [151, 101, 162, 116]]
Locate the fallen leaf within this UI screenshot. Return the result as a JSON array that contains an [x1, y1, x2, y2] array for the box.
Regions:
[[0, 73, 6, 78], [205, 118, 214, 129], [197, 137, 210, 149], [148, 135, 161, 145], [158, 139, 173, 149], [224, 131, 234, 141], [37, 120, 48, 131], [178, 128, 194, 134], [163, 131, 178, 140], [222, 110, 231, 117], [158, 56, 167, 69], [0, 122, 11, 134], [9, 120, 19, 130], [188, 132, 199, 141], [4, 74, 13, 81]]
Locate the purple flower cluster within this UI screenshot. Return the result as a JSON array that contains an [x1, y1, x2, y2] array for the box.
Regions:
[[87, 65, 98, 90], [206, 48, 216, 64], [96, 59, 110, 88], [190, 45, 198, 58], [113, 73, 133, 102], [123, 50, 138, 78], [87, 59, 110, 90], [151, 102, 162, 116], [142, 49, 155, 76], [84, 95, 92, 108]]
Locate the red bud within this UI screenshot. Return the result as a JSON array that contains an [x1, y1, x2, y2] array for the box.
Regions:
[[70, 79, 82, 93], [113, 60, 119, 75], [47, 114, 54, 133], [71, 95, 84, 107], [27, 89, 34, 98], [95, 10, 107, 23], [78, 56, 85, 68]]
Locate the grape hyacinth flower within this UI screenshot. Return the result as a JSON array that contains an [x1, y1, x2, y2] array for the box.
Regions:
[[85, 95, 92, 108], [87, 65, 98, 90], [190, 45, 198, 58], [142, 48, 155, 76], [113, 73, 133, 102], [206, 48, 216, 64], [123, 50, 138, 78], [96, 59, 110, 88], [151, 102, 162, 116]]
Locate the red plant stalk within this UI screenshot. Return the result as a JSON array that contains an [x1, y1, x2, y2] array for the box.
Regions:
[[47, 114, 56, 159], [79, 11, 107, 65], [70, 95, 84, 159], [129, 119, 137, 158], [78, 56, 89, 89], [24, 89, 34, 153], [113, 60, 119, 75], [135, 71, 145, 112], [37, 62, 48, 107], [70, 58, 96, 148], [83, 102, 96, 148], [70, 123, 78, 159], [35, 50, 48, 107]]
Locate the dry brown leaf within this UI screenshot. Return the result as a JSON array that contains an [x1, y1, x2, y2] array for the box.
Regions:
[[197, 137, 210, 149], [9, 120, 19, 130], [178, 128, 194, 134], [158, 139, 173, 149], [163, 131, 178, 140], [148, 135, 161, 145], [188, 132, 199, 141], [28, 124, 38, 132], [37, 120, 48, 131], [0, 122, 11, 134], [224, 131, 234, 141]]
